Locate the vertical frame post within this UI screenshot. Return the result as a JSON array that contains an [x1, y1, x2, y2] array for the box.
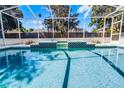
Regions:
[[0, 12, 5, 46], [110, 17, 114, 43], [119, 13, 124, 43], [103, 17, 106, 44], [37, 19, 40, 43], [68, 17, 69, 39], [52, 20, 54, 39], [17, 19, 21, 43], [48, 5, 54, 40], [68, 5, 71, 39], [83, 18, 85, 38]]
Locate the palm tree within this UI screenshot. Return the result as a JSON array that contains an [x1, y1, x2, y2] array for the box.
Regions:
[[44, 5, 79, 37], [88, 5, 116, 33]]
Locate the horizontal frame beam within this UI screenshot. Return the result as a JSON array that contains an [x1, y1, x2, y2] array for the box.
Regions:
[[113, 20, 121, 25], [2, 12, 18, 19], [0, 5, 18, 12]]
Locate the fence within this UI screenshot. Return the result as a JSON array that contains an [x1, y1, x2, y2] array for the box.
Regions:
[[2, 32, 111, 38]]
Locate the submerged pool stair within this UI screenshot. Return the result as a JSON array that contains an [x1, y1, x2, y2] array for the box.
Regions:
[[31, 41, 95, 48], [31, 42, 56, 48], [57, 41, 68, 49], [68, 42, 95, 48]]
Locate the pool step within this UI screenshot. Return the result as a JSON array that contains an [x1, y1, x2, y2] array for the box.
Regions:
[[68, 42, 86, 48], [68, 42, 95, 48], [31, 42, 56, 48], [86, 44, 95, 48], [57, 41, 68, 49]]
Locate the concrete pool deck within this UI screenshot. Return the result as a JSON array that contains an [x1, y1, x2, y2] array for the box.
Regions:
[[0, 38, 110, 46], [0, 38, 124, 50]]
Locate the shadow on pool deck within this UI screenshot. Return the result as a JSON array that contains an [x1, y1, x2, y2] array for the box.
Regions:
[[62, 51, 71, 88], [89, 50, 124, 78]]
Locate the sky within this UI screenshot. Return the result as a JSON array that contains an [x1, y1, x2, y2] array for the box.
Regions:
[[18, 5, 94, 32]]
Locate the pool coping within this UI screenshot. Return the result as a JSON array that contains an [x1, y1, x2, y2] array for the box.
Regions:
[[0, 44, 30, 51]]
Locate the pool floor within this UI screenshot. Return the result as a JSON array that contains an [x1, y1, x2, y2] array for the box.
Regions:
[[0, 48, 124, 88]]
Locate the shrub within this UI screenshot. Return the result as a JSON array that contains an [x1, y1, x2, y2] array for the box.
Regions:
[[91, 40, 101, 44], [25, 40, 35, 45]]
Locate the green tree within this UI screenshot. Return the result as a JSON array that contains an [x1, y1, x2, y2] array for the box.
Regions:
[[88, 5, 116, 32], [0, 5, 23, 32], [44, 5, 79, 37], [29, 28, 34, 32]]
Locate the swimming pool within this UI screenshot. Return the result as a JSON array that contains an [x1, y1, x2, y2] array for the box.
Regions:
[[0, 47, 124, 88]]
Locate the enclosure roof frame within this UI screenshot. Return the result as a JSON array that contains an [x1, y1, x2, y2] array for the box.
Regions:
[[0, 5, 124, 21]]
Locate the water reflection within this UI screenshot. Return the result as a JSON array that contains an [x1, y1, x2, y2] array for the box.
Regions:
[[90, 48, 124, 79], [93, 48, 120, 67], [0, 49, 60, 88], [0, 48, 124, 88]]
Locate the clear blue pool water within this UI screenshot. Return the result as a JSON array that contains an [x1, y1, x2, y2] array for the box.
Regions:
[[0, 48, 124, 88]]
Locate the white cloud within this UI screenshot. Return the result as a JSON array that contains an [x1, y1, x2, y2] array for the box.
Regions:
[[38, 25, 44, 29], [31, 20, 44, 29], [77, 5, 90, 13], [31, 20, 43, 25], [24, 20, 44, 29], [25, 20, 43, 25], [44, 7, 51, 12]]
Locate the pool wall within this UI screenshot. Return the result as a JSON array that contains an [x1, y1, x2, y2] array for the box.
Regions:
[[30, 41, 96, 49]]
